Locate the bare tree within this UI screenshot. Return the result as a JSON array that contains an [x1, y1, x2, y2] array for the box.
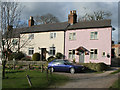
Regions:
[[78, 10, 112, 21], [34, 13, 60, 25], [0, 2, 24, 78]]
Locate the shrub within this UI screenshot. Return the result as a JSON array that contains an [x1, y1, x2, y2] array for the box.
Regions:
[[95, 63, 109, 72], [73, 58, 76, 63], [80, 62, 109, 72], [8, 52, 25, 61], [21, 57, 31, 61], [32, 53, 40, 61], [55, 52, 64, 59], [47, 56, 55, 62]]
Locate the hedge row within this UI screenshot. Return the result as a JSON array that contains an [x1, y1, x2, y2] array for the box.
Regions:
[[80, 62, 109, 72]]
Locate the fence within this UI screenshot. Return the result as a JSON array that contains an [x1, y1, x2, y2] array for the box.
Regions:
[[6, 61, 47, 65]]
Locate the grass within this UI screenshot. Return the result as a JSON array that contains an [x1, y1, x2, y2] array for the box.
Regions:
[[110, 68, 120, 74], [110, 78, 120, 89], [2, 69, 69, 88]]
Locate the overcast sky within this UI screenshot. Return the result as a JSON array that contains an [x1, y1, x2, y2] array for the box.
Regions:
[[20, 2, 118, 43]]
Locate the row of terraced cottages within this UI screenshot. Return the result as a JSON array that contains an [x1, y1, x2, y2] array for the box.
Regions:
[[10, 10, 112, 65]]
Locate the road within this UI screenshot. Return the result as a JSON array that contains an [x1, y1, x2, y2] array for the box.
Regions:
[[49, 68, 120, 88]]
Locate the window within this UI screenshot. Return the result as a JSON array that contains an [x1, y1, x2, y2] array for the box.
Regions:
[[49, 47, 55, 56], [28, 47, 34, 55], [29, 34, 34, 39], [50, 32, 56, 39], [68, 50, 75, 59], [69, 32, 76, 40], [102, 52, 106, 57], [90, 32, 98, 40], [90, 49, 98, 59], [12, 39, 18, 45]]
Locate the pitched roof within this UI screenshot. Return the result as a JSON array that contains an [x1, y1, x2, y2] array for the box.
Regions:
[[68, 19, 111, 30], [21, 22, 69, 34], [6, 19, 111, 38]]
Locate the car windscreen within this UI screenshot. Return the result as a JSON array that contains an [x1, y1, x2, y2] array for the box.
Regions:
[[64, 60, 72, 65]]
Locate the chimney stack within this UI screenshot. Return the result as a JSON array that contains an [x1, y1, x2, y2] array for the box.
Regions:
[[68, 10, 77, 25], [7, 25, 13, 31], [28, 16, 34, 27]]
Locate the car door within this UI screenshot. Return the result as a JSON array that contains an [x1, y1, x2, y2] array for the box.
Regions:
[[57, 61, 68, 72]]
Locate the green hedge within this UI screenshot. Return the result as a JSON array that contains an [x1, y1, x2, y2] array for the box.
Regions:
[[8, 52, 25, 61], [80, 62, 109, 72], [32, 53, 40, 61]]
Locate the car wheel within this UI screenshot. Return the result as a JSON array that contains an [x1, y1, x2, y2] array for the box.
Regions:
[[50, 67, 54, 72], [70, 68, 75, 74]]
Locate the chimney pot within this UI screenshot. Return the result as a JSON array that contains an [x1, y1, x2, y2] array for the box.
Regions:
[[29, 16, 34, 27]]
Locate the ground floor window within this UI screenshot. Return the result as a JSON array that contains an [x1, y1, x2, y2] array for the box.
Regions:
[[28, 47, 34, 55], [90, 49, 98, 59], [49, 47, 55, 56], [68, 50, 75, 59]]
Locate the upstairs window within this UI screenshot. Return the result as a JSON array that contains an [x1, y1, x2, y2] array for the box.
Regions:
[[69, 32, 76, 40], [12, 39, 18, 45], [49, 47, 55, 56], [90, 32, 98, 40], [28, 34, 34, 39], [90, 49, 98, 59], [50, 32, 56, 39]]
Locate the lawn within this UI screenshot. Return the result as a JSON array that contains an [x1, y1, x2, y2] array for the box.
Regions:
[[110, 78, 120, 89], [2, 69, 69, 88]]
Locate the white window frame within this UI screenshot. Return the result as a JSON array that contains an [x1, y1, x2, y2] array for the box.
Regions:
[[68, 50, 75, 59], [28, 47, 34, 55], [90, 49, 98, 60], [49, 47, 55, 56], [50, 32, 56, 39], [90, 32, 98, 40], [69, 32, 76, 40]]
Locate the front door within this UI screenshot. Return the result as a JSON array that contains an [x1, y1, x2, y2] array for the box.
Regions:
[[79, 51, 84, 63], [41, 48, 46, 61]]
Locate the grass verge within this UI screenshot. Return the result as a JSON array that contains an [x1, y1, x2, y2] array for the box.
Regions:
[[2, 70, 69, 88], [109, 78, 120, 89], [110, 68, 120, 74]]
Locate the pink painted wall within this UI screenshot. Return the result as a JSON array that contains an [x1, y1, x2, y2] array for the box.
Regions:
[[65, 27, 112, 65]]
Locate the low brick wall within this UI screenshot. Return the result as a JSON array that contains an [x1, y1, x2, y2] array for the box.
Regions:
[[6, 61, 47, 65]]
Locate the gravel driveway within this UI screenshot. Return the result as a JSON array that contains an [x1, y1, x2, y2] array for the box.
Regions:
[[49, 67, 120, 88]]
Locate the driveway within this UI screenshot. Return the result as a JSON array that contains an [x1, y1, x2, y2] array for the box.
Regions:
[[49, 67, 120, 88]]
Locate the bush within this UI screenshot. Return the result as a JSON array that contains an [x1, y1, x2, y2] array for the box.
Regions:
[[32, 53, 40, 61], [80, 62, 109, 72], [55, 52, 64, 59], [47, 56, 55, 62], [21, 56, 32, 61], [95, 63, 109, 72], [8, 52, 25, 61]]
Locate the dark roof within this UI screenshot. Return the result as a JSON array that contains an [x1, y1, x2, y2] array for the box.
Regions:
[[68, 19, 111, 30], [21, 22, 69, 34], [5, 19, 111, 38]]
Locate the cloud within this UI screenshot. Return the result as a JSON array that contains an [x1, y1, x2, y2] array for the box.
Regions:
[[20, 2, 118, 42]]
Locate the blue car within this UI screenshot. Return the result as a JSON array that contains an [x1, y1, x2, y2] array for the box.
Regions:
[[48, 59, 84, 74]]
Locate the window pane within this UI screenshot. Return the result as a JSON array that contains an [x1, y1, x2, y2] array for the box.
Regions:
[[90, 32, 94, 39], [90, 54, 94, 59], [54, 33, 56, 38], [73, 33, 76, 40], [69, 33, 72, 40], [95, 49, 97, 54], [94, 32, 98, 39], [94, 54, 97, 59]]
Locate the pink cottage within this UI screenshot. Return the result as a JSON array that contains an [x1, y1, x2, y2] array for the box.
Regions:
[[65, 10, 112, 65]]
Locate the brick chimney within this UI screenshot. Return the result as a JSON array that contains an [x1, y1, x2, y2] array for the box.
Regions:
[[28, 16, 34, 27], [68, 10, 77, 25], [7, 25, 13, 31]]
